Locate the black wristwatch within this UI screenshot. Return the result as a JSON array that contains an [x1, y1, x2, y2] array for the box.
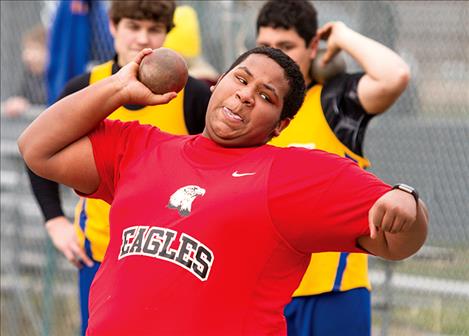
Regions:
[[392, 183, 419, 204]]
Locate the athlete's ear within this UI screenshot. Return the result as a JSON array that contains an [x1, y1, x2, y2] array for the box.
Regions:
[[210, 73, 226, 92], [272, 118, 291, 138]]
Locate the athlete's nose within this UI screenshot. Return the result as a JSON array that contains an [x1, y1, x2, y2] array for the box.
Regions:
[[236, 87, 254, 107]]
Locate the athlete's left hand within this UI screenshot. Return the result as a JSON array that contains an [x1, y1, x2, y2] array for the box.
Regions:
[[368, 189, 418, 239]]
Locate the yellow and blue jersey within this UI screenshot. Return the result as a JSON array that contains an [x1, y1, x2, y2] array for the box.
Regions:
[[269, 80, 371, 296]]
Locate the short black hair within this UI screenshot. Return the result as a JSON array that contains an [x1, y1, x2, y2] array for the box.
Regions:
[[256, 0, 318, 46], [227, 47, 305, 121]]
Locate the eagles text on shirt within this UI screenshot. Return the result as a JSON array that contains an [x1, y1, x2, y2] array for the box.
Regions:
[[119, 225, 214, 281]]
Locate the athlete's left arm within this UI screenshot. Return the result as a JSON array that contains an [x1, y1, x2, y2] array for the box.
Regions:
[[318, 22, 410, 115], [357, 190, 429, 260]]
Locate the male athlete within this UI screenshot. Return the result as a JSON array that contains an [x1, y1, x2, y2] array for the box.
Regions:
[[19, 46, 428, 335]]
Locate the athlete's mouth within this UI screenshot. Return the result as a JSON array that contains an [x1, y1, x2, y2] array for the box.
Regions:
[[223, 106, 244, 122]]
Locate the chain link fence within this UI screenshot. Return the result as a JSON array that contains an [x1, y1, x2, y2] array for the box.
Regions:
[[1, 1, 468, 335]]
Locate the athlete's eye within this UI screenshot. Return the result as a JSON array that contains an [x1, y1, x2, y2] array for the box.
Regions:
[[237, 76, 247, 85], [260, 92, 272, 103]]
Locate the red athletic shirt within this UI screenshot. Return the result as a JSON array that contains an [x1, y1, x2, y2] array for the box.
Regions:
[[82, 120, 390, 335]]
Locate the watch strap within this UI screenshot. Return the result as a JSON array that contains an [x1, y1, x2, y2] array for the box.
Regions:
[[392, 183, 419, 204]]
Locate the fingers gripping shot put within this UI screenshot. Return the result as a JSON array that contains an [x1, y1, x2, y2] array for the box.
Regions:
[[138, 47, 189, 94]]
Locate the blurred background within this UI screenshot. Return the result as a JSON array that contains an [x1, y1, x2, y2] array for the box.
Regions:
[[1, 1, 468, 335]]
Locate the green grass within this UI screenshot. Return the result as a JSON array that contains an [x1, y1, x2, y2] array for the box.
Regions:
[[370, 248, 469, 335], [371, 247, 469, 282], [373, 296, 469, 335]]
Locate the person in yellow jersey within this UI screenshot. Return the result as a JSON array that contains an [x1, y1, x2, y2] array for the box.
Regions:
[[26, 1, 211, 335], [255, 1, 410, 335]]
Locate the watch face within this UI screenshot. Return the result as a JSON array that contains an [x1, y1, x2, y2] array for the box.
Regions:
[[398, 184, 414, 193]]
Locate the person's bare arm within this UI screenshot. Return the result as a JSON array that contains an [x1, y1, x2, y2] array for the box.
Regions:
[[18, 48, 176, 195], [318, 21, 410, 114], [358, 189, 429, 260]]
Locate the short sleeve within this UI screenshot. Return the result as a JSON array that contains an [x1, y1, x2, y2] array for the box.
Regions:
[[268, 148, 391, 254], [321, 73, 373, 155], [78, 119, 170, 204], [322, 72, 366, 120]]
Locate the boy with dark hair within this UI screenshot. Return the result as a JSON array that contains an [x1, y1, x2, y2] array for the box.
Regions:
[[19, 46, 428, 335], [256, 1, 411, 335], [26, 1, 211, 334]]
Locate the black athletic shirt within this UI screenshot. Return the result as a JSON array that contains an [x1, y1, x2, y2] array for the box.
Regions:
[[320, 72, 373, 156]]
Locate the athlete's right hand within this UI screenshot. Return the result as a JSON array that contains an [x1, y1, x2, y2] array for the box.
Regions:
[[114, 48, 177, 107], [45, 216, 94, 268]]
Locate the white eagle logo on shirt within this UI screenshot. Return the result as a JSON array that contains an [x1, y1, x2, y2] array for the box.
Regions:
[[167, 185, 206, 217]]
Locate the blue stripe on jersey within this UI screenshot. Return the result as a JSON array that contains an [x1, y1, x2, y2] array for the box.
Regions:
[[79, 199, 93, 258], [333, 252, 349, 291], [344, 153, 358, 163]]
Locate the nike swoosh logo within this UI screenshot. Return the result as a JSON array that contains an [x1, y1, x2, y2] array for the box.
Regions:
[[232, 171, 256, 177]]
